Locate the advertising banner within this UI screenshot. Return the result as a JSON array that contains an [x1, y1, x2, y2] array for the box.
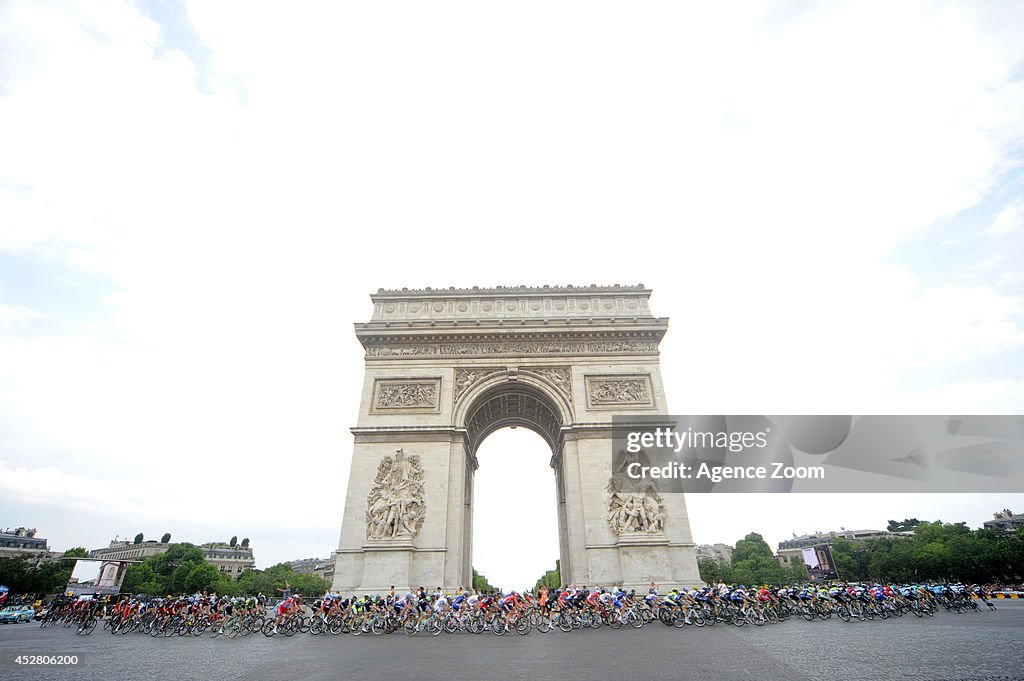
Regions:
[[802, 545, 840, 582]]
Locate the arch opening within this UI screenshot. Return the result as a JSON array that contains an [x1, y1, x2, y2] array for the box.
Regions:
[[463, 382, 564, 460], [472, 427, 560, 591], [459, 381, 568, 590]]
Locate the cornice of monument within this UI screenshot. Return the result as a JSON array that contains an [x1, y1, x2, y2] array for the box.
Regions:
[[367, 284, 659, 325], [358, 285, 668, 357], [372, 283, 649, 298]]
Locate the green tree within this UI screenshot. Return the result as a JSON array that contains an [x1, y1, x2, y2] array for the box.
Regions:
[[170, 560, 199, 594], [697, 557, 729, 584], [533, 560, 561, 591], [0, 556, 73, 596], [62, 547, 89, 558], [134, 533, 144, 544], [184, 563, 223, 594], [829, 537, 866, 581], [728, 533, 784, 585], [886, 518, 922, 532], [149, 543, 205, 579], [731, 533, 773, 563], [0, 557, 30, 591], [472, 567, 499, 593], [783, 559, 808, 583], [121, 562, 160, 595]]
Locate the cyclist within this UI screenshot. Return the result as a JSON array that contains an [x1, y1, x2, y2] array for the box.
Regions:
[[274, 595, 300, 633]]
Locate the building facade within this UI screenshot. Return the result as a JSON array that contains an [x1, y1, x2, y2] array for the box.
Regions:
[[776, 529, 912, 566], [983, 509, 1023, 532], [90, 540, 255, 577], [289, 557, 336, 584], [0, 527, 60, 562], [696, 543, 734, 563], [200, 543, 256, 577]]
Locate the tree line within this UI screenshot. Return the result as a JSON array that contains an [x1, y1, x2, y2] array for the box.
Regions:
[[120, 543, 329, 597], [698, 521, 1023, 586], [0, 547, 89, 595], [828, 521, 1022, 583], [0, 543, 329, 598], [698, 532, 809, 586]]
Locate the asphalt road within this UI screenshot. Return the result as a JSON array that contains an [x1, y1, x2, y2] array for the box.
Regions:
[[2, 602, 1022, 681]]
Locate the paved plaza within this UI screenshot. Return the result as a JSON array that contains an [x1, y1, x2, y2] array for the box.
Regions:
[[2, 603, 1022, 681]]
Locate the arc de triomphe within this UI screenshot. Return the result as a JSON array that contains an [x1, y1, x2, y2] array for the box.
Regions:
[[331, 284, 701, 593]]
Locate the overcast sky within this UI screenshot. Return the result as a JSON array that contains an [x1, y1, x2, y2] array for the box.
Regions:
[[1, 1, 1023, 591]]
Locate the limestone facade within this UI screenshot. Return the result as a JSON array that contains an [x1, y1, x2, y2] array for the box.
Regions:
[[332, 285, 702, 594]]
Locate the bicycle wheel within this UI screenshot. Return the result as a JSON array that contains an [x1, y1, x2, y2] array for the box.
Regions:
[[837, 605, 851, 623], [515, 616, 533, 635], [261, 619, 277, 637], [690, 609, 706, 627]]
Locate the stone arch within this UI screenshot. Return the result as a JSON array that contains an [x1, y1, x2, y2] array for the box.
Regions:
[[332, 285, 701, 595], [454, 372, 574, 459]]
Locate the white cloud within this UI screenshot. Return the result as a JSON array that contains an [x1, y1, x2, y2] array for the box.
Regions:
[[0, 303, 43, 330], [1, 0, 1023, 579], [986, 198, 1024, 236]]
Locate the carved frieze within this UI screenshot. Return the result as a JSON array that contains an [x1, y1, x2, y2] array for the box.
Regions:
[[585, 374, 655, 409], [365, 339, 658, 358], [606, 449, 666, 536], [454, 368, 490, 402], [533, 367, 572, 398], [372, 378, 441, 412], [366, 449, 425, 540]]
